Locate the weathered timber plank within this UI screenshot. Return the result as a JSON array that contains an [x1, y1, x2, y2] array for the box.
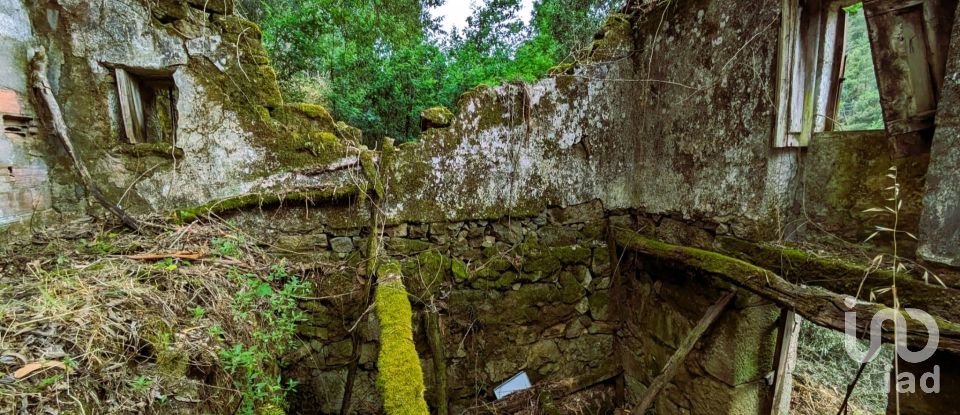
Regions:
[[613, 228, 960, 352]]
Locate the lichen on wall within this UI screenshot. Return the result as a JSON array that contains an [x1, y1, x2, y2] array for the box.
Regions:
[[17, 0, 362, 217], [378, 0, 794, 241], [918, 3, 960, 266]]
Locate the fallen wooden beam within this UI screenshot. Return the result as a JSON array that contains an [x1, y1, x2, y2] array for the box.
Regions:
[[715, 236, 960, 323], [172, 185, 361, 223], [631, 290, 736, 414], [612, 228, 960, 352], [29, 47, 141, 231], [374, 261, 430, 415]]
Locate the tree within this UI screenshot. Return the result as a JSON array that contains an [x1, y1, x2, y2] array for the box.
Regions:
[[257, 0, 616, 142], [836, 6, 884, 131]]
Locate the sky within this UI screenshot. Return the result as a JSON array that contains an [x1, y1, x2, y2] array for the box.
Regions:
[[431, 0, 535, 33]]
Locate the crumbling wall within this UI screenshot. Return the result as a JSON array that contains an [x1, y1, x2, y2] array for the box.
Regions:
[[617, 246, 779, 415], [622, 0, 797, 240], [240, 202, 617, 414], [5, 0, 795, 243], [0, 0, 49, 226], [384, 0, 796, 240], [7, 0, 360, 222], [4, 0, 960, 413]]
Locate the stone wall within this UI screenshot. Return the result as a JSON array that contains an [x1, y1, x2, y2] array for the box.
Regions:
[[226, 200, 778, 414], [618, 249, 779, 415], [0, 0, 364, 223], [0, 0, 49, 226], [240, 201, 616, 414], [7, 0, 950, 258], [0, 0, 801, 244], [918, 4, 960, 266], [801, 131, 929, 252], [0, 0, 958, 413], [383, 0, 797, 241]]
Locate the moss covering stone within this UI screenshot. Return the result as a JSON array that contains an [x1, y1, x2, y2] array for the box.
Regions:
[[113, 142, 185, 159], [591, 14, 632, 61], [173, 186, 360, 222], [451, 258, 469, 281], [419, 106, 454, 129], [374, 261, 430, 415], [387, 238, 434, 255], [360, 150, 385, 200]]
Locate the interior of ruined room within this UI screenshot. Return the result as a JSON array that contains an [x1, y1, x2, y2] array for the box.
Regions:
[[1, 0, 959, 414]]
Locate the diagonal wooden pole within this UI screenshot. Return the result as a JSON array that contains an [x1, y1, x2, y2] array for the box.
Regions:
[[29, 47, 141, 231], [631, 290, 737, 414]]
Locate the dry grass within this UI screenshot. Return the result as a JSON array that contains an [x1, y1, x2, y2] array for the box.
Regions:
[[0, 216, 325, 414], [793, 319, 893, 415], [792, 376, 873, 415]]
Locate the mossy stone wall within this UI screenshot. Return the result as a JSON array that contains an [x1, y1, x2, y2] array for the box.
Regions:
[[231, 200, 779, 414]]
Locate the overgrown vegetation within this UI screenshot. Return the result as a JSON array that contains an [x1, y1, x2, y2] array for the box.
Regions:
[[794, 319, 893, 415], [0, 220, 314, 414], [247, 0, 617, 142], [222, 264, 309, 415]]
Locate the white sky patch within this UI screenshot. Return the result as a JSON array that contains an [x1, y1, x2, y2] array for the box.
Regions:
[[431, 0, 535, 33]]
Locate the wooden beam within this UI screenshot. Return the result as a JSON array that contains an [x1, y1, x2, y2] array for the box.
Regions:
[[612, 228, 960, 352], [714, 236, 960, 326], [631, 290, 736, 414], [771, 310, 802, 415], [424, 311, 449, 415]]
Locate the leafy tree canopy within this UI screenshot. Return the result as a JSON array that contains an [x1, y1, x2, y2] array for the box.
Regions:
[[252, 0, 617, 143]]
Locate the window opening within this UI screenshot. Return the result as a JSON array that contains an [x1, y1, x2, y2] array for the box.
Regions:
[[834, 4, 884, 131], [775, 0, 844, 147], [116, 68, 178, 145]]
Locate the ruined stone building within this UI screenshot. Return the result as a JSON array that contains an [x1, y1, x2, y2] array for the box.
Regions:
[[1, 0, 960, 414]]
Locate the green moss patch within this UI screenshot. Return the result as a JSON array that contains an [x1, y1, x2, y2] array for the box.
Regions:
[[419, 106, 454, 129], [173, 186, 360, 222], [374, 261, 430, 415], [113, 142, 185, 159]]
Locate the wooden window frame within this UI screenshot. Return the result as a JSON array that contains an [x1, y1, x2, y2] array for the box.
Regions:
[[774, 0, 873, 147], [115, 68, 178, 145], [862, 0, 957, 155]]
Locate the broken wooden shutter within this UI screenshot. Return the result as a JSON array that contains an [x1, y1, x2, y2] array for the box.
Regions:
[[116, 68, 145, 143], [863, 0, 958, 152], [775, 0, 800, 147], [775, 0, 832, 147]]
